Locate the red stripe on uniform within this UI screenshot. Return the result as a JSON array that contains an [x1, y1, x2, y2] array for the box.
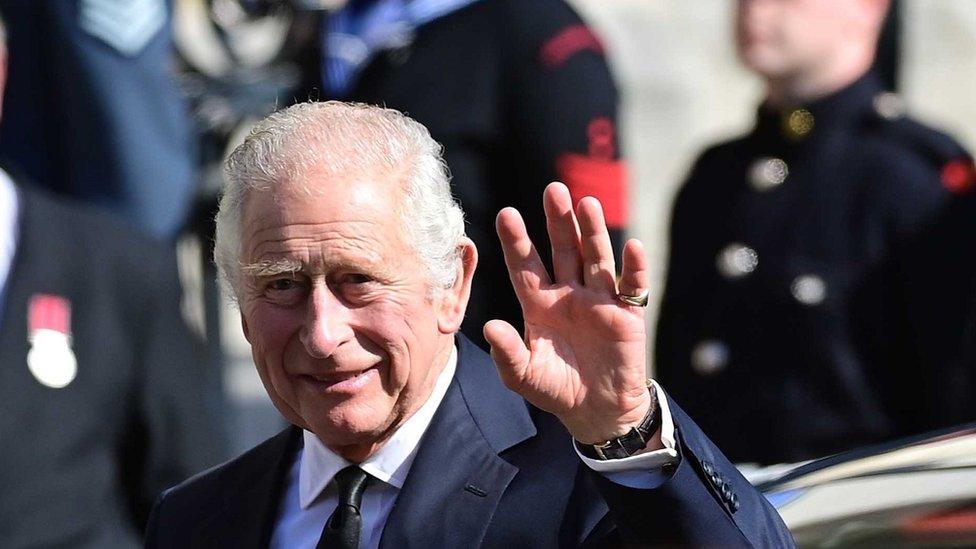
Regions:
[[556, 153, 628, 227], [539, 24, 604, 69]]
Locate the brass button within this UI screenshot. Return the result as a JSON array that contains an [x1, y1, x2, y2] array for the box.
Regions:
[[717, 243, 759, 278], [691, 340, 730, 376], [748, 157, 789, 191], [791, 274, 827, 305], [783, 108, 815, 140]]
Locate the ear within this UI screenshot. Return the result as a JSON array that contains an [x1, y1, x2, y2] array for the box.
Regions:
[[240, 310, 252, 343], [437, 238, 478, 334]]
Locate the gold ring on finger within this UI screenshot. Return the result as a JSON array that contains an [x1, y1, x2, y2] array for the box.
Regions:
[[616, 289, 649, 307]]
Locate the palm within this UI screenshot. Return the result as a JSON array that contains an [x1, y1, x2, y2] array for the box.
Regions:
[[485, 183, 652, 444]]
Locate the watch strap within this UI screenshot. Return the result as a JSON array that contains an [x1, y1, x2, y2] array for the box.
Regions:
[[581, 383, 662, 460]]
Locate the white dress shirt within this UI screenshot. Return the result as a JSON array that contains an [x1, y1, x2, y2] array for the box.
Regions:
[[271, 345, 679, 548], [0, 169, 20, 316], [270, 347, 460, 549]]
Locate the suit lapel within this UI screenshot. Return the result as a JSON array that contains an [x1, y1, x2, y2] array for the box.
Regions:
[[379, 335, 536, 547], [201, 427, 301, 548]]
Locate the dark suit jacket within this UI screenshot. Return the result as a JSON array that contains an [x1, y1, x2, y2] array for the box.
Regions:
[[0, 183, 224, 548], [146, 335, 793, 547]]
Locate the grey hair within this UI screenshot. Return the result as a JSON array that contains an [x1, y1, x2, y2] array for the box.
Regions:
[[214, 101, 466, 301]]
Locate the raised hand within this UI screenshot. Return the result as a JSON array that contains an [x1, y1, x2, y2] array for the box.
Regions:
[[484, 182, 655, 445]]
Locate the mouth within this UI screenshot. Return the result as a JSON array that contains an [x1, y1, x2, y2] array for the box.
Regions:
[[300, 366, 378, 394]]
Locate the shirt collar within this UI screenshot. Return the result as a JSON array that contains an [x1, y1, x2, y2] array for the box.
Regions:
[[0, 167, 20, 302], [299, 344, 458, 508]]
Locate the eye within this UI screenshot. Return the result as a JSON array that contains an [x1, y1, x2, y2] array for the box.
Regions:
[[268, 278, 299, 292], [261, 276, 308, 306], [342, 273, 372, 285], [331, 272, 378, 303]]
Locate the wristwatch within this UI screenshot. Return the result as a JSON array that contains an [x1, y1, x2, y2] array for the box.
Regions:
[[581, 382, 662, 460]]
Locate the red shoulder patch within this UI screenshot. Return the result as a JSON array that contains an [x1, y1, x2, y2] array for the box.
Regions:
[[540, 24, 604, 69], [941, 159, 976, 194], [556, 153, 628, 227]]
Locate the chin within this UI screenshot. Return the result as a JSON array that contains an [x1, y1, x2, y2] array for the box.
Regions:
[[306, 402, 396, 449], [740, 46, 787, 77]]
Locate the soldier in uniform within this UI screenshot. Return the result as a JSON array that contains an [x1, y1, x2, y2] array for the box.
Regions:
[[295, 0, 628, 347], [655, 0, 976, 465]]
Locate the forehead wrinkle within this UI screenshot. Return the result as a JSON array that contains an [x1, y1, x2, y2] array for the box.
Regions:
[[245, 219, 405, 279]]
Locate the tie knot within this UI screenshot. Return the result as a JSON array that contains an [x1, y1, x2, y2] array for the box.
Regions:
[[318, 467, 371, 549], [334, 466, 370, 510]]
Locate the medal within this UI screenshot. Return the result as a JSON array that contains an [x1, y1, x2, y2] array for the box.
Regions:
[[26, 294, 77, 389]]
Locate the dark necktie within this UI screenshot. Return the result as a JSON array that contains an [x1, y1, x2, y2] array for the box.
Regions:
[[317, 466, 370, 549]]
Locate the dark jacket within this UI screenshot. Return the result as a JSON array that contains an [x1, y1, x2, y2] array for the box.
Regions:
[[146, 335, 794, 548], [0, 183, 224, 548], [655, 72, 976, 464]]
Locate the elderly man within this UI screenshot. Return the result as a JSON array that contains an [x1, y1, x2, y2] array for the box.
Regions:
[[145, 102, 793, 547], [656, 0, 976, 465]]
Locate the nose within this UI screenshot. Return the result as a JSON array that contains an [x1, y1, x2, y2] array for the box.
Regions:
[[300, 284, 351, 359]]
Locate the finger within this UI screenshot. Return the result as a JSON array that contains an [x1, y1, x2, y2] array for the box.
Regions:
[[618, 238, 650, 303], [576, 196, 617, 293], [484, 319, 531, 389], [496, 207, 552, 304], [543, 182, 582, 284]]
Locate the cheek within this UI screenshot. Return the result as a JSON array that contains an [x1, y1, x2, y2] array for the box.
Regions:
[[245, 305, 304, 364], [359, 298, 441, 388], [782, 5, 838, 56]]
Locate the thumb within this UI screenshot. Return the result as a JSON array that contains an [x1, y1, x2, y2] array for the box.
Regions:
[[484, 319, 531, 389]]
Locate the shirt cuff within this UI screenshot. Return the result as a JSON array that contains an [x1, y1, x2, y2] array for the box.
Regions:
[[575, 381, 679, 489]]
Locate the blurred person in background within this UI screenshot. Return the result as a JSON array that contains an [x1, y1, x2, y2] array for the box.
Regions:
[[0, 0, 198, 241], [292, 0, 628, 348], [655, 0, 976, 465], [0, 15, 224, 548]]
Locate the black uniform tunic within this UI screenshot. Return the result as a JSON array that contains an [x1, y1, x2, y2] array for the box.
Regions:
[[297, 0, 627, 347], [655, 72, 976, 464]]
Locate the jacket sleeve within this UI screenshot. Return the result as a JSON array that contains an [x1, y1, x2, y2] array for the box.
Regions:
[[502, 0, 628, 260], [591, 396, 796, 547], [880, 149, 976, 431]]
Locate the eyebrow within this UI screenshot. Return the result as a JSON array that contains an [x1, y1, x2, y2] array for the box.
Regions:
[[241, 258, 304, 277]]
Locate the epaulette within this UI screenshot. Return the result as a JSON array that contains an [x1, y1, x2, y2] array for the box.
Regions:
[[865, 92, 976, 194]]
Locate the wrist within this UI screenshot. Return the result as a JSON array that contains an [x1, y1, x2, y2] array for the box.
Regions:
[[573, 384, 661, 459]]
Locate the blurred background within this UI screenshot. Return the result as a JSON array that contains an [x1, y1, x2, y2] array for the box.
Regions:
[[0, 1, 974, 546], [577, 0, 976, 347]]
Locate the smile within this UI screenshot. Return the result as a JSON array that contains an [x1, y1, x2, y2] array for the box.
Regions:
[[300, 367, 378, 394]]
